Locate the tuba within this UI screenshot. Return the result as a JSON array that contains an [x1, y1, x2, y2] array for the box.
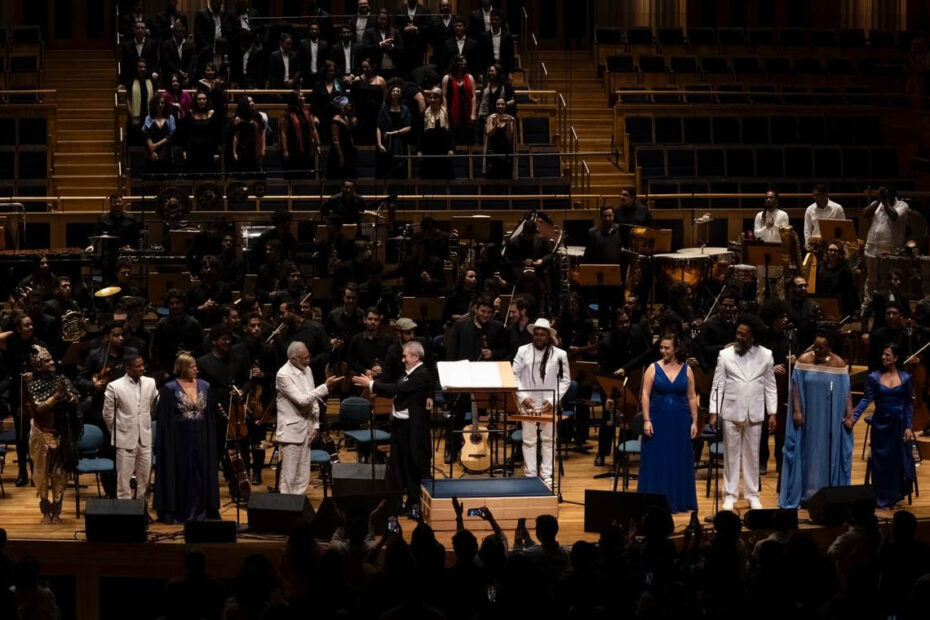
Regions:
[[61, 310, 87, 342], [779, 224, 816, 292]]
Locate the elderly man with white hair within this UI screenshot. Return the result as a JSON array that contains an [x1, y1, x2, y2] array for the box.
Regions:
[[276, 341, 342, 495], [353, 339, 433, 518]]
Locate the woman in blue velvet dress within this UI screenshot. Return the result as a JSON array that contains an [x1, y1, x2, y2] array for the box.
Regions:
[[638, 334, 699, 513], [852, 343, 916, 508], [154, 353, 220, 524]]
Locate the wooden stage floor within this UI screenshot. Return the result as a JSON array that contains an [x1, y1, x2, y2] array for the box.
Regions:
[[2, 415, 930, 547]]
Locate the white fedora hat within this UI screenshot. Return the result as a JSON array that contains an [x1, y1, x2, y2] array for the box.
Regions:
[[527, 318, 559, 344]]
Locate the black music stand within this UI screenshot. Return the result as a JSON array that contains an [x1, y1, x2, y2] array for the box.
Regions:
[[313, 223, 357, 243], [451, 215, 492, 242], [744, 243, 785, 301], [576, 265, 623, 288], [593, 373, 640, 491]]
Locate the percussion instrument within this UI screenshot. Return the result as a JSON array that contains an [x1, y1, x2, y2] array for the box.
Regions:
[[94, 286, 122, 298], [654, 252, 710, 288], [560, 245, 585, 283], [728, 264, 758, 286], [676, 246, 731, 258]]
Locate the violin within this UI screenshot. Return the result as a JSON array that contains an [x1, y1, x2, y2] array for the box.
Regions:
[[226, 384, 249, 440]]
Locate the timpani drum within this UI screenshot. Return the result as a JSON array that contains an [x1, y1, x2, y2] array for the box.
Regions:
[[729, 264, 758, 286], [676, 246, 731, 258], [654, 252, 711, 288]]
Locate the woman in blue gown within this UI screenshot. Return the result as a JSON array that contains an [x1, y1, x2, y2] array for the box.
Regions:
[[154, 353, 220, 524], [852, 343, 916, 508], [779, 330, 854, 509], [638, 333, 699, 513]]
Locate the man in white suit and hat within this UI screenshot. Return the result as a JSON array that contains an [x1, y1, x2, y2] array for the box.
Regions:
[[103, 352, 159, 502], [512, 318, 571, 488], [709, 314, 778, 511]]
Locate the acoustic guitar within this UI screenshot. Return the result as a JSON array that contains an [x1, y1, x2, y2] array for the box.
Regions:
[[460, 397, 491, 473]]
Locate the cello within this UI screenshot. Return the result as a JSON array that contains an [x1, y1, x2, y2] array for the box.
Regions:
[[222, 385, 251, 503]]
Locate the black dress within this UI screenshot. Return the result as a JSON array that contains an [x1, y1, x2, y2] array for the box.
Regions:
[[185, 113, 222, 174], [485, 119, 514, 180], [326, 117, 357, 180], [142, 116, 174, 174], [311, 80, 342, 145], [419, 113, 454, 180], [351, 79, 383, 146], [231, 118, 261, 176]]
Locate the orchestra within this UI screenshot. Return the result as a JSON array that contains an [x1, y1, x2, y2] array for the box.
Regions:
[[1, 183, 927, 525]]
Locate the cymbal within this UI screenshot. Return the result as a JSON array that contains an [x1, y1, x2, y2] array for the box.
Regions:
[[94, 286, 123, 298], [361, 210, 386, 219], [89, 234, 120, 241]]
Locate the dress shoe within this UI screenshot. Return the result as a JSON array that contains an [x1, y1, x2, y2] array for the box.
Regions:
[[722, 498, 735, 511], [593, 454, 605, 467], [407, 505, 422, 521], [250, 472, 263, 486], [15, 473, 29, 487], [748, 497, 763, 510], [759, 466, 768, 475]]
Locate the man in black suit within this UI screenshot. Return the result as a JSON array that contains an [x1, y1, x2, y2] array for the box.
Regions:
[[121, 21, 160, 86], [353, 340, 434, 518], [349, 0, 377, 45], [232, 29, 266, 89], [441, 18, 479, 77], [468, 0, 498, 39], [120, 0, 151, 42], [478, 9, 514, 78], [152, 0, 187, 43], [332, 25, 361, 80], [299, 22, 329, 86], [430, 0, 457, 67], [363, 9, 404, 79], [268, 34, 301, 89], [394, 0, 432, 76], [194, 0, 232, 54], [160, 22, 196, 87], [302, 0, 335, 43]]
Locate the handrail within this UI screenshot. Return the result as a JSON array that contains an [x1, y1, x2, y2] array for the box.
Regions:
[[612, 88, 930, 106], [569, 126, 580, 187], [581, 160, 591, 196]]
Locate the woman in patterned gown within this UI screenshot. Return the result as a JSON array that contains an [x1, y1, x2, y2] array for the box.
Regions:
[[154, 352, 220, 524]]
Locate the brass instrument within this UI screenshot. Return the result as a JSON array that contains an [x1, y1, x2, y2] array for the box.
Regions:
[[779, 224, 815, 294], [60, 310, 88, 342]]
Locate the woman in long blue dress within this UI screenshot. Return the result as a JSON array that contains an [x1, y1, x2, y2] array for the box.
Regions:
[[852, 343, 916, 507], [154, 353, 220, 524], [779, 330, 854, 509], [638, 333, 699, 513]]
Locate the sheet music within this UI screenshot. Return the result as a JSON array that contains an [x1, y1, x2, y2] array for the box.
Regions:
[[437, 361, 504, 389]]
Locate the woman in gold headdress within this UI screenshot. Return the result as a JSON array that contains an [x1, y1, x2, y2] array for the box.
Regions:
[[24, 345, 80, 523]]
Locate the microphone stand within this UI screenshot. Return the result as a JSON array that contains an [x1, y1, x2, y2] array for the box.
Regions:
[[705, 384, 723, 523], [592, 376, 628, 490], [555, 358, 582, 506], [828, 382, 834, 488]]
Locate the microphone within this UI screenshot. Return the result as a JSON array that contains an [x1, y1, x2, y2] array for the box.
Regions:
[[558, 358, 564, 379], [130, 476, 138, 500]]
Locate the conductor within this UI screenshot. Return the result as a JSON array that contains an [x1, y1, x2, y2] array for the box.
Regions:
[[353, 340, 433, 519]]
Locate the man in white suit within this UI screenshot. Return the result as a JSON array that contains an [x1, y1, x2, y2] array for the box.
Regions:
[[709, 315, 778, 511], [513, 319, 571, 488], [276, 341, 341, 495], [103, 353, 159, 501]]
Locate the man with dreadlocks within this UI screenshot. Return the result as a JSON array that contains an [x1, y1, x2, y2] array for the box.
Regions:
[[512, 318, 570, 489], [24, 345, 80, 523]]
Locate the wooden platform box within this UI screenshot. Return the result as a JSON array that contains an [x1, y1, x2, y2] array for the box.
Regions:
[[421, 478, 559, 532]]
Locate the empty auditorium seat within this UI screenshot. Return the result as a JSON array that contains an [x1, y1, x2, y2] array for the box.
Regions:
[[838, 29, 866, 48], [716, 84, 748, 104], [712, 117, 740, 143], [617, 87, 650, 104], [726, 148, 754, 176], [696, 148, 725, 176], [687, 27, 716, 47], [651, 87, 682, 104], [638, 55, 667, 73], [596, 29, 623, 45], [625, 117, 652, 144], [636, 149, 664, 178], [741, 116, 770, 144], [809, 29, 837, 46], [670, 56, 699, 74], [732, 56, 762, 75], [747, 28, 777, 48], [683, 117, 712, 143], [627, 27, 654, 47], [521, 117, 550, 145], [654, 116, 683, 143], [606, 54, 635, 73], [794, 58, 823, 74], [657, 28, 685, 47], [701, 56, 731, 75], [684, 84, 713, 103], [867, 29, 896, 48], [784, 147, 813, 177], [763, 57, 792, 75], [779, 28, 806, 47], [826, 58, 855, 75], [717, 28, 746, 47]]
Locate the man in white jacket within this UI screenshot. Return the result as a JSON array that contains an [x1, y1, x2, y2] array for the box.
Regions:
[[512, 319, 571, 488], [103, 353, 159, 501], [276, 341, 341, 494], [709, 315, 778, 511]]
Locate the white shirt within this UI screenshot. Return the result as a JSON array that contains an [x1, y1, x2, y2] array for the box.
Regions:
[[753, 208, 789, 243], [491, 30, 502, 61], [407, 6, 417, 20], [282, 52, 290, 80], [239, 14, 251, 30], [355, 15, 368, 42], [210, 9, 222, 39], [342, 43, 353, 72], [864, 199, 909, 257], [243, 48, 251, 74], [176, 40, 185, 61], [135, 39, 144, 57], [513, 344, 571, 413], [442, 15, 451, 29], [308, 40, 319, 73], [368, 361, 423, 420], [456, 36, 466, 54], [482, 8, 492, 30], [803, 199, 845, 246]]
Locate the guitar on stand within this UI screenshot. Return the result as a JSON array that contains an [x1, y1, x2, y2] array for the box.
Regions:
[[460, 398, 491, 474], [221, 385, 252, 518]]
